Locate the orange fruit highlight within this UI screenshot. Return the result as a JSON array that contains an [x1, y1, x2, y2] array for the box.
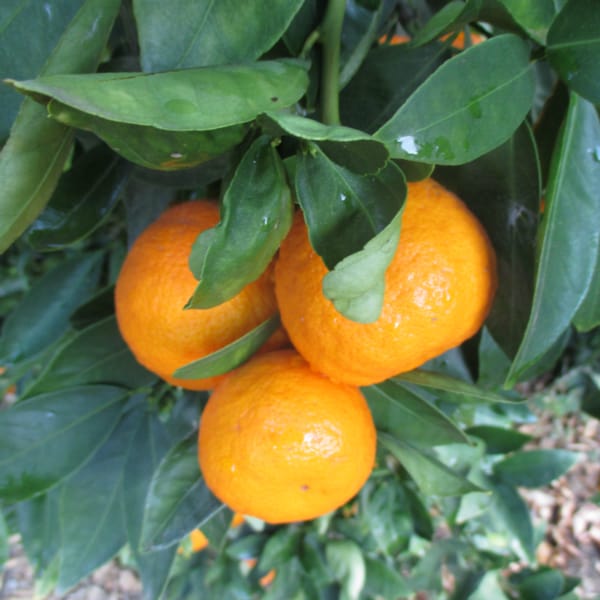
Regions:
[[198, 349, 376, 524], [115, 200, 283, 390], [274, 178, 497, 386]]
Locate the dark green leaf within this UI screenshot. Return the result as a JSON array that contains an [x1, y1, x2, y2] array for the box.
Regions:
[[379, 433, 481, 496], [506, 94, 600, 384], [261, 111, 389, 173], [0, 253, 101, 364], [70, 285, 116, 329], [25, 144, 130, 250], [56, 409, 144, 591], [395, 370, 520, 404], [0, 0, 85, 140], [375, 35, 535, 165], [198, 507, 235, 549], [402, 483, 434, 540], [0, 0, 121, 253], [16, 488, 62, 575], [488, 481, 535, 562], [174, 315, 281, 380], [282, 0, 325, 55], [466, 425, 533, 454], [0, 509, 7, 567], [435, 123, 541, 359], [340, 42, 448, 133], [140, 434, 222, 551], [517, 568, 565, 600], [257, 528, 302, 573], [22, 316, 155, 398], [0, 385, 127, 502], [547, 0, 600, 104], [11, 60, 309, 131], [121, 411, 178, 599], [581, 373, 600, 420], [493, 449, 579, 487], [410, 1, 476, 47], [364, 556, 412, 598], [187, 136, 293, 308], [364, 381, 469, 446], [573, 243, 600, 332], [133, 0, 304, 71], [47, 105, 249, 171], [497, 0, 558, 44]]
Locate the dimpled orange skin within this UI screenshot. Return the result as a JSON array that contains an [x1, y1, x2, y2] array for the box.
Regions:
[[115, 200, 284, 390], [274, 178, 497, 386], [198, 350, 377, 524]]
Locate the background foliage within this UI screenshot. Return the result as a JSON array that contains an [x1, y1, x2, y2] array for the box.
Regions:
[[0, 0, 599, 598]]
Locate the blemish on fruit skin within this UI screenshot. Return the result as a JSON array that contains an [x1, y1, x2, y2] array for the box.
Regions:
[[300, 484, 310, 491]]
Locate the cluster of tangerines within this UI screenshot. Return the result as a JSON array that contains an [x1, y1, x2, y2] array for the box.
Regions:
[[115, 177, 497, 536]]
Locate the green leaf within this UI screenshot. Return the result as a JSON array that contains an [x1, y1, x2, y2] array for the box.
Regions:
[[56, 409, 145, 591], [0, 0, 85, 140], [46, 105, 249, 171], [516, 568, 565, 600], [581, 373, 600, 420], [24, 145, 130, 250], [133, 0, 304, 71], [364, 381, 469, 446], [187, 136, 293, 308], [11, 60, 309, 131], [0, 253, 102, 364], [0, 385, 127, 502], [468, 571, 511, 600], [493, 449, 579, 487], [0, 0, 121, 253], [0, 509, 7, 567], [435, 123, 541, 359], [547, 0, 600, 104], [375, 34, 535, 165], [466, 425, 533, 454], [506, 94, 600, 384], [295, 145, 405, 272], [410, 1, 479, 47], [326, 539, 366, 600], [364, 557, 412, 598], [121, 411, 178, 600], [261, 111, 389, 174], [340, 42, 448, 134], [140, 434, 222, 551], [22, 316, 155, 398], [257, 528, 302, 573], [379, 433, 481, 496], [497, 0, 559, 44], [174, 315, 281, 380], [488, 481, 535, 561], [395, 370, 521, 404], [573, 242, 600, 332]]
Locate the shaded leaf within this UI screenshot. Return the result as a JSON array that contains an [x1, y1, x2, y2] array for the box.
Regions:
[[364, 381, 469, 446], [174, 315, 281, 380], [11, 60, 309, 131], [493, 449, 579, 487], [573, 242, 600, 332], [140, 434, 222, 551], [581, 373, 600, 420], [466, 425, 533, 454], [0, 0, 121, 253], [435, 123, 541, 358], [261, 111, 389, 173], [410, 1, 481, 47], [375, 35, 535, 165], [22, 316, 155, 398], [379, 433, 481, 496], [497, 0, 558, 44], [0, 253, 102, 364], [134, 0, 304, 71], [516, 568, 565, 600], [0, 385, 127, 502], [506, 94, 600, 384], [187, 136, 293, 308], [547, 0, 600, 104], [326, 539, 366, 600]]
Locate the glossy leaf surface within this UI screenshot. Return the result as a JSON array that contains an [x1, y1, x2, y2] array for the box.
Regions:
[[507, 94, 600, 384], [375, 35, 535, 165], [11, 60, 309, 131], [134, 0, 304, 71], [174, 315, 281, 380], [140, 434, 222, 551], [0, 385, 126, 502], [497, 0, 558, 44], [188, 136, 293, 308], [493, 449, 579, 487], [547, 0, 600, 103], [0, 0, 121, 253]]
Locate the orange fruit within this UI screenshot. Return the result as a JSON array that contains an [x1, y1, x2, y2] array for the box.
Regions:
[[198, 349, 376, 524], [380, 30, 485, 49], [115, 200, 284, 390], [274, 178, 497, 386], [185, 512, 245, 553], [242, 558, 276, 588]]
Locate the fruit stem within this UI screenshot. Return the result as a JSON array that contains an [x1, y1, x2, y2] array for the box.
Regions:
[[319, 0, 346, 126]]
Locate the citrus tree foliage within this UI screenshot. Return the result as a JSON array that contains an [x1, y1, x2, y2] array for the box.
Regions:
[[0, 0, 599, 598]]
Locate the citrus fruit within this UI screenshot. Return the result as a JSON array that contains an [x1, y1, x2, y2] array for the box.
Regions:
[[185, 512, 245, 553], [198, 349, 377, 524], [274, 178, 497, 386], [380, 30, 485, 48], [115, 200, 284, 390]]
